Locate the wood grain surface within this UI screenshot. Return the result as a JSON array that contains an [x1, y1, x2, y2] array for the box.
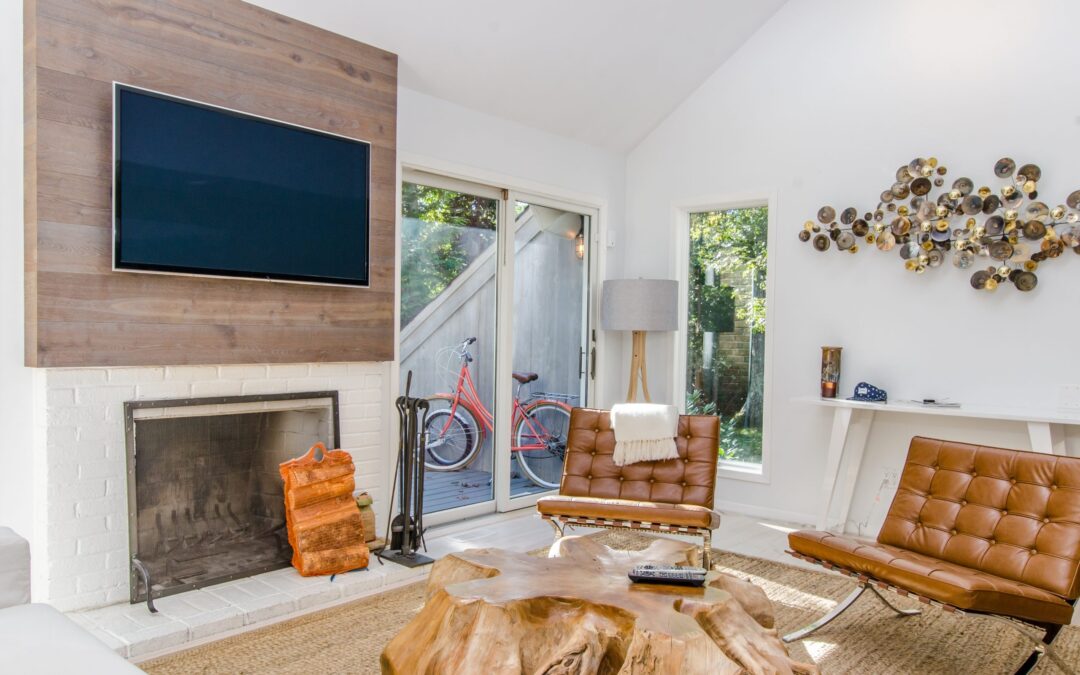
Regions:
[[381, 535, 818, 674], [24, 0, 397, 367]]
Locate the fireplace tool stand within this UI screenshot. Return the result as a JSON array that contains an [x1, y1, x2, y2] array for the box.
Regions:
[[378, 371, 433, 568]]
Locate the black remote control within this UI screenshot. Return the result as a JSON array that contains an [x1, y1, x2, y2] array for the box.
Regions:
[[628, 564, 708, 587]]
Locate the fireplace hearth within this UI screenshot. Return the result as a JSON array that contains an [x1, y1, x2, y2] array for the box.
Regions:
[[124, 392, 340, 606]]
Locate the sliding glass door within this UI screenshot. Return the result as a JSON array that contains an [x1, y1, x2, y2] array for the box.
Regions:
[[399, 172, 596, 523], [400, 172, 500, 521], [506, 199, 590, 500]]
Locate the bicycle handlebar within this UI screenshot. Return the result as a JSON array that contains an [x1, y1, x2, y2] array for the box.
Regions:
[[456, 337, 477, 363]]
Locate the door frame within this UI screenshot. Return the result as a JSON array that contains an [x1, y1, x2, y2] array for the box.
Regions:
[[498, 190, 599, 513], [671, 191, 778, 486], [393, 153, 607, 526]]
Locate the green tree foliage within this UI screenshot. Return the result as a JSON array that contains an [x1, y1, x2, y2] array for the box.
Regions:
[[685, 206, 768, 462], [400, 183, 497, 326], [689, 207, 767, 333]]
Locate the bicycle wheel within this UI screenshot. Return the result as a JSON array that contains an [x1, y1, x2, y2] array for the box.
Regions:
[[514, 400, 571, 489], [423, 398, 482, 471]]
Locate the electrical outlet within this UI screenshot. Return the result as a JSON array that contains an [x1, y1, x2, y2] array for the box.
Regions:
[[1058, 384, 1080, 410], [883, 468, 900, 489]]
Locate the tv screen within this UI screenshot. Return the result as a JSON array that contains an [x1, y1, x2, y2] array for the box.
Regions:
[[113, 84, 370, 287]]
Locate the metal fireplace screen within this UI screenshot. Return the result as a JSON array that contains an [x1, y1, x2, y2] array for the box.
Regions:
[[124, 392, 340, 604]]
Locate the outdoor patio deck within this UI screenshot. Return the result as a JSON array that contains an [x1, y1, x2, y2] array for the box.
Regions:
[[423, 466, 550, 514]]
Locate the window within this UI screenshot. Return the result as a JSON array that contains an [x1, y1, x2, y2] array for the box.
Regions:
[[684, 205, 768, 467], [400, 181, 497, 326]]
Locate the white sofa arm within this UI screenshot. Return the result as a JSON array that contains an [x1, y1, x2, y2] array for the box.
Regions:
[[0, 527, 31, 608]]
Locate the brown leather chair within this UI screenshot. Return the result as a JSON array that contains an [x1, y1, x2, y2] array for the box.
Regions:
[[786, 437, 1079, 674], [536, 407, 721, 568]]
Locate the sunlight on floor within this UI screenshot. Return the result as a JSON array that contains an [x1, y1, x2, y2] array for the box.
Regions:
[[774, 590, 838, 613], [804, 639, 838, 661], [756, 521, 798, 534]]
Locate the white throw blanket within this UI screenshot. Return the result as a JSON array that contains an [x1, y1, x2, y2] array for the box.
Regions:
[[610, 403, 679, 466]]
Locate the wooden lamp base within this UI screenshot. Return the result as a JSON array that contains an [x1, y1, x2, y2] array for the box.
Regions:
[[626, 330, 651, 402]]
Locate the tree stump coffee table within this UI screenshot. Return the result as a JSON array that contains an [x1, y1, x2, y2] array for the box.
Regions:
[[381, 535, 817, 674]]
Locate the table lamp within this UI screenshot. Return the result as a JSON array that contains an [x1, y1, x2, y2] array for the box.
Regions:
[[600, 279, 679, 402]]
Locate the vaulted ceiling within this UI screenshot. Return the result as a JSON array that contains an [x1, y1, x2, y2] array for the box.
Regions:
[[248, 0, 787, 151]]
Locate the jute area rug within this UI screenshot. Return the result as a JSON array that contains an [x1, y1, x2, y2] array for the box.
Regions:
[[141, 531, 1078, 674]]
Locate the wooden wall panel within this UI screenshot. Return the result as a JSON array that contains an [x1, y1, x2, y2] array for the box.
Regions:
[[24, 0, 397, 367]]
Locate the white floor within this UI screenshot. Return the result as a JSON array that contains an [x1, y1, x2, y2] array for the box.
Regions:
[[425, 508, 818, 569]]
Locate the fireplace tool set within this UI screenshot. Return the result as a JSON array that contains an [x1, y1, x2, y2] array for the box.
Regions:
[[378, 371, 433, 568]]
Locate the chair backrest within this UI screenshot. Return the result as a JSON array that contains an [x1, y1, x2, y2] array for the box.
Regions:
[[879, 436, 1080, 600], [558, 407, 720, 509]]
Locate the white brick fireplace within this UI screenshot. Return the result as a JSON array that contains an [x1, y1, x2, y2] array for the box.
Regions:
[[30, 362, 391, 612]]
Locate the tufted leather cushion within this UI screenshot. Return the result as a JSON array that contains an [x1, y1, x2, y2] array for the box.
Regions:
[[536, 408, 720, 528], [880, 437, 1080, 599], [790, 436, 1080, 625]]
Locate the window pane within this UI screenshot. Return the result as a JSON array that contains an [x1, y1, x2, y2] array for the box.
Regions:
[[685, 206, 767, 466], [400, 182, 497, 327], [509, 201, 589, 497], [400, 181, 498, 515]]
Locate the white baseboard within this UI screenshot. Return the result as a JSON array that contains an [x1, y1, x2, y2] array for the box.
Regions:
[[713, 499, 814, 528]]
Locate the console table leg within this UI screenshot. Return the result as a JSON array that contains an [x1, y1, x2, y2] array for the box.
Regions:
[[833, 410, 874, 533], [1027, 422, 1066, 456], [817, 407, 853, 531]]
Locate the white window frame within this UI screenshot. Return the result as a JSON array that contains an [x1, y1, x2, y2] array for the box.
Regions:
[[672, 192, 778, 485]]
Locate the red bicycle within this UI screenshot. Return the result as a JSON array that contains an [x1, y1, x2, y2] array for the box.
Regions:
[[423, 337, 576, 489]]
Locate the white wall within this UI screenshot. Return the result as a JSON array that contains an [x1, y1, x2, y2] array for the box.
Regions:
[[624, 0, 1080, 526], [0, 0, 34, 544], [397, 86, 627, 408]]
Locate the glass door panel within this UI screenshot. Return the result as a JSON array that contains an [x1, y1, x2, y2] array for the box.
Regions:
[[400, 178, 500, 516], [507, 200, 590, 498]]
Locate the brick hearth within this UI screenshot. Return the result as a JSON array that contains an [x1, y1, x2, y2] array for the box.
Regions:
[[67, 554, 428, 658]]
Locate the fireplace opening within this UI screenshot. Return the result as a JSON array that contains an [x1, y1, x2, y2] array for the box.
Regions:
[[124, 392, 340, 603]]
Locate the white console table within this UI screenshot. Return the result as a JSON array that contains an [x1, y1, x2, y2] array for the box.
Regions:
[[797, 396, 1080, 532]]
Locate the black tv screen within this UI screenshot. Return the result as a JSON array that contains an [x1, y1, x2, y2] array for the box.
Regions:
[[113, 84, 370, 287]]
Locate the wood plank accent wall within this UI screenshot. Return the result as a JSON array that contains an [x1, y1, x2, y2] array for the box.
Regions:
[[24, 0, 397, 367]]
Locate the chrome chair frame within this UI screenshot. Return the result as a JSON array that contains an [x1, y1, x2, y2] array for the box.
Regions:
[[783, 550, 1076, 675]]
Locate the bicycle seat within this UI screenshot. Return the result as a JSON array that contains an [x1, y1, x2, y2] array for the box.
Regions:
[[512, 372, 539, 384]]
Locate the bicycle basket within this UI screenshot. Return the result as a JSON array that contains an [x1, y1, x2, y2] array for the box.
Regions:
[[433, 344, 465, 393]]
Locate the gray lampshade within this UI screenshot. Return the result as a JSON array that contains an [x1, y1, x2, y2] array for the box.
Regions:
[[600, 279, 678, 332]]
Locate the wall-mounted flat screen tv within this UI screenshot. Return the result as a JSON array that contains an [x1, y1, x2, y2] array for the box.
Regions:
[[113, 83, 370, 287]]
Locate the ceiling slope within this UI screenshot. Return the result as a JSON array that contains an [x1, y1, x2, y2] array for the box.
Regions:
[[248, 0, 787, 150]]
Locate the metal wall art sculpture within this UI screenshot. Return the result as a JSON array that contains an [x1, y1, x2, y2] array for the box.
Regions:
[[799, 157, 1080, 292]]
